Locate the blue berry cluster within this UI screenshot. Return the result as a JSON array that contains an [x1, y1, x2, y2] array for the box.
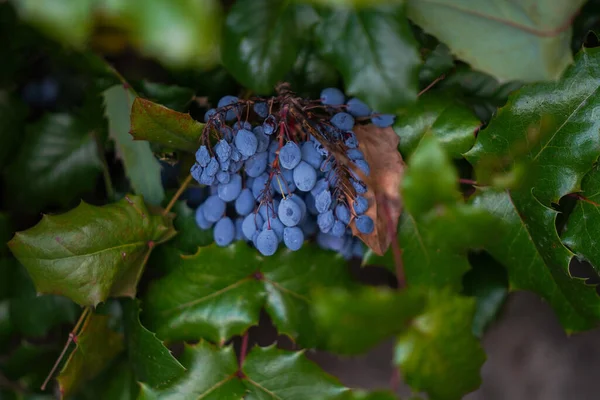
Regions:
[[191, 86, 395, 257]]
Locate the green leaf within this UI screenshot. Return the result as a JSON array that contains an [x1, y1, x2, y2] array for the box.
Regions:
[[138, 81, 195, 112], [336, 390, 399, 400], [563, 164, 600, 271], [122, 299, 185, 389], [242, 345, 347, 399], [395, 290, 485, 400], [222, 0, 299, 94], [8, 195, 176, 307], [163, 201, 213, 255], [12, 0, 94, 48], [3, 113, 102, 213], [394, 94, 479, 159], [0, 92, 26, 170], [366, 136, 497, 291], [137, 341, 245, 400], [57, 313, 124, 398], [419, 43, 454, 84], [103, 84, 165, 206], [467, 48, 600, 329], [407, 0, 585, 82], [472, 189, 593, 331], [312, 287, 426, 354], [78, 357, 139, 400], [143, 242, 353, 346], [130, 98, 203, 152], [286, 46, 340, 99], [463, 252, 508, 338], [316, 5, 420, 112]]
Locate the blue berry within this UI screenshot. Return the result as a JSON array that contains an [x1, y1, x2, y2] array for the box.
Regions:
[[301, 141, 323, 169], [311, 178, 329, 197], [263, 115, 277, 135], [315, 190, 332, 213], [204, 108, 217, 123], [235, 129, 258, 157], [235, 217, 245, 241], [354, 159, 370, 177], [214, 217, 235, 246], [258, 201, 278, 222], [347, 149, 364, 160], [346, 98, 371, 117], [354, 196, 368, 215], [253, 126, 270, 152], [205, 157, 219, 177], [254, 102, 269, 118], [256, 229, 278, 256], [278, 198, 302, 227], [371, 113, 395, 128], [233, 121, 252, 131], [229, 160, 243, 173], [283, 227, 304, 251], [356, 215, 374, 234], [242, 213, 263, 240], [191, 163, 203, 183], [272, 169, 295, 194], [195, 145, 211, 167], [199, 169, 215, 186], [335, 204, 351, 224], [320, 158, 333, 173], [216, 170, 230, 184], [344, 132, 358, 149], [300, 218, 318, 236], [217, 95, 239, 121], [314, 141, 329, 157], [252, 173, 271, 200], [290, 195, 307, 222], [317, 231, 345, 251], [245, 151, 268, 177], [293, 161, 317, 192], [231, 148, 242, 162], [195, 205, 213, 230], [320, 88, 344, 106], [331, 220, 346, 238], [306, 193, 318, 215], [331, 112, 354, 131], [218, 173, 242, 202], [262, 217, 284, 241], [352, 240, 364, 258], [235, 188, 255, 216], [351, 179, 367, 194], [220, 126, 233, 141], [203, 195, 225, 222], [220, 159, 230, 172], [279, 142, 301, 169], [215, 139, 231, 162], [317, 210, 334, 233]]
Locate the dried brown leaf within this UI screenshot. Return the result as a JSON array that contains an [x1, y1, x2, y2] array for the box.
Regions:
[[350, 125, 404, 255]]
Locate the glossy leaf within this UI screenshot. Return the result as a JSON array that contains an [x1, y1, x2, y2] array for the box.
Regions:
[[467, 48, 600, 328], [143, 242, 353, 347], [166, 201, 213, 254], [9, 195, 176, 307], [286, 45, 340, 99], [312, 286, 426, 354], [57, 313, 124, 398], [407, 0, 585, 82], [122, 299, 185, 389], [395, 290, 485, 400], [419, 43, 454, 84], [563, 165, 600, 272], [222, 0, 299, 94], [103, 84, 165, 206], [316, 5, 420, 112], [242, 345, 348, 399], [138, 81, 195, 112], [130, 97, 203, 152], [78, 358, 139, 400], [3, 113, 102, 213], [394, 94, 479, 159], [365, 136, 497, 290], [473, 189, 593, 330], [137, 341, 245, 400]]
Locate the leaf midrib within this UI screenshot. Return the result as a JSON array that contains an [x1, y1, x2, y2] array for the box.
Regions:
[[18, 241, 146, 262]]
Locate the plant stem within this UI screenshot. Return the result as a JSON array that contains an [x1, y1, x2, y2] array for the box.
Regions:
[[418, 74, 446, 97], [163, 174, 193, 215], [239, 331, 249, 373], [41, 307, 91, 391]]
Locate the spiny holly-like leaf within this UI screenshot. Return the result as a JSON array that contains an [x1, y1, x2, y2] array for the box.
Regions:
[[57, 313, 124, 399], [463, 252, 508, 338], [3, 113, 102, 213], [121, 299, 185, 389], [563, 165, 600, 272], [350, 125, 403, 255], [316, 5, 420, 112], [137, 341, 244, 400], [467, 47, 600, 329], [164, 201, 213, 254], [8, 195, 176, 307], [222, 0, 299, 94], [407, 0, 585, 82], [395, 290, 485, 400], [394, 94, 480, 159], [139, 342, 349, 400], [312, 286, 425, 354], [130, 98, 203, 152], [472, 189, 593, 330], [286, 45, 340, 99], [143, 242, 353, 347], [419, 43, 454, 85], [365, 136, 496, 290], [103, 84, 165, 206], [78, 358, 139, 400]]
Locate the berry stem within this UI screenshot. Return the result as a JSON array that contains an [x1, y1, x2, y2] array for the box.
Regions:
[[163, 174, 194, 215], [41, 307, 91, 390]]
